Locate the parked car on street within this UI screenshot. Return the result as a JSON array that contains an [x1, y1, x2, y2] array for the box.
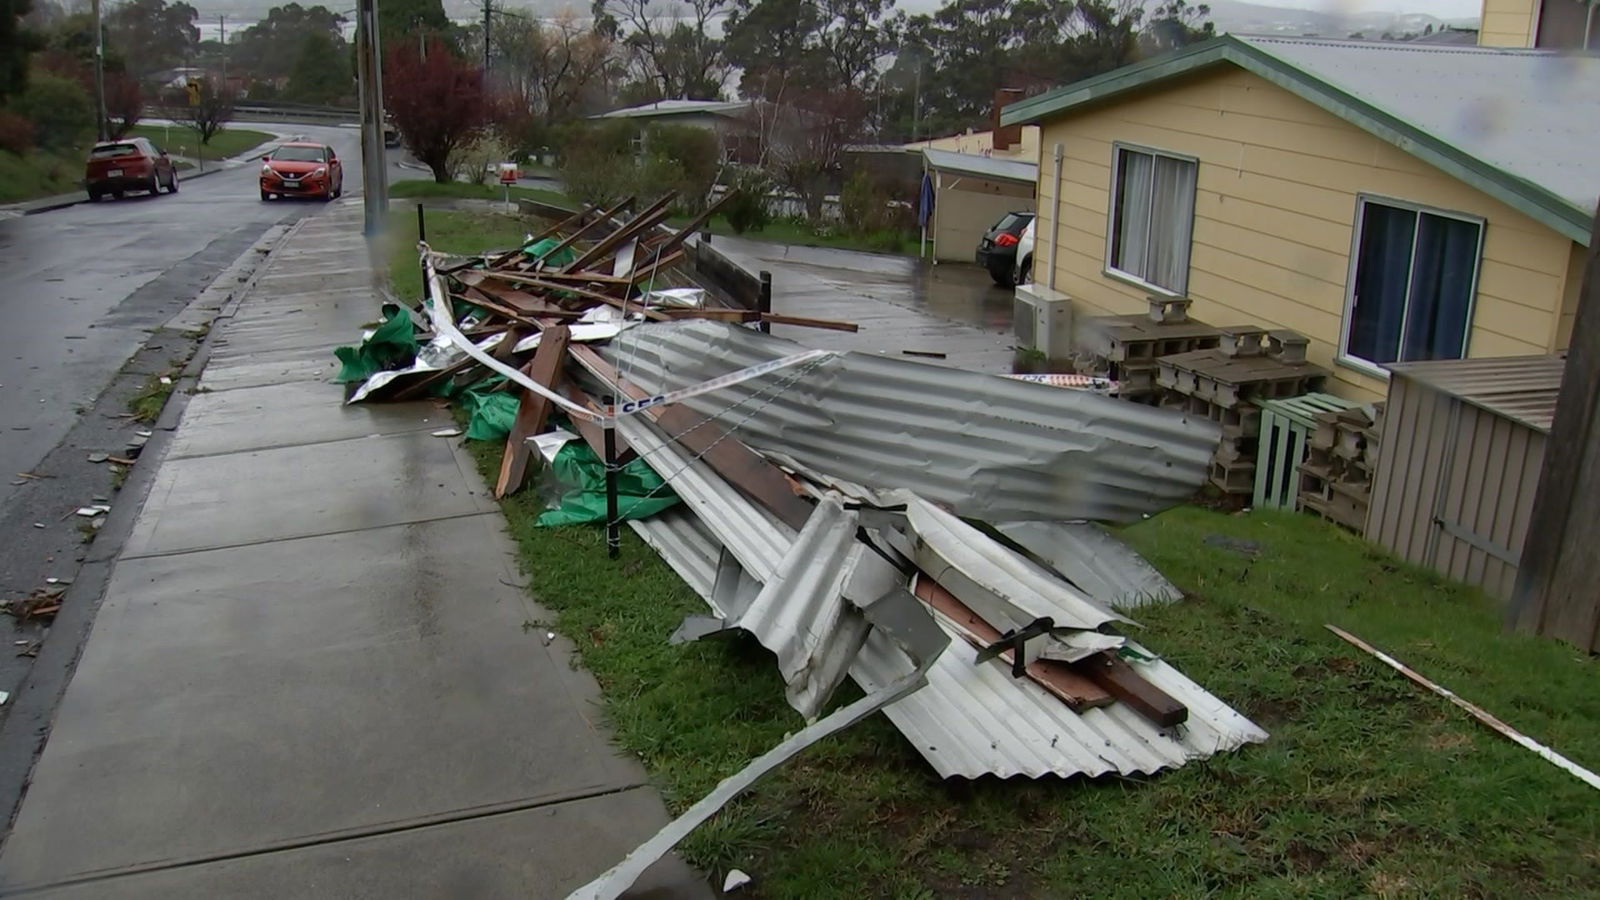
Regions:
[[85, 137, 178, 201], [975, 211, 1034, 287], [260, 142, 343, 201]]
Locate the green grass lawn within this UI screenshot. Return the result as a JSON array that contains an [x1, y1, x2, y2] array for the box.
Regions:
[[386, 206, 535, 304], [388, 211, 1600, 897], [127, 124, 275, 162], [0, 146, 87, 204], [388, 178, 572, 208]]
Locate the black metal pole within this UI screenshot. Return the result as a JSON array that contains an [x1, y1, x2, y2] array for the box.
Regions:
[[603, 396, 620, 559], [417, 204, 428, 298], [758, 270, 773, 333]]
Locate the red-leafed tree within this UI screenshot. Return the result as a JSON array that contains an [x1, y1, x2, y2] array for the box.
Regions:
[[383, 37, 490, 183]]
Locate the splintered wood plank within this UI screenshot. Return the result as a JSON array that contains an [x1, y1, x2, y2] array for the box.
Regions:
[[911, 574, 1113, 711], [1071, 651, 1188, 727], [494, 325, 571, 499]]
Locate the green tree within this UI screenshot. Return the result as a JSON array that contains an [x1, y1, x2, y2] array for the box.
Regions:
[[593, 0, 727, 99], [285, 30, 350, 103], [231, 3, 348, 83], [1, 0, 39, 102], [9, 68, 92, 148], [377, 0, 448, 57], [105, 0, 198, 80]]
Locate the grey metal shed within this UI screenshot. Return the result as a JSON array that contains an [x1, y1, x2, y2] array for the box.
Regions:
[[1365, 356, 1564, 603]]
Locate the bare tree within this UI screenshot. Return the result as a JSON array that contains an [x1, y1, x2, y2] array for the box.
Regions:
[[184, 80, 235, 149], [593, 0, 730, 98]]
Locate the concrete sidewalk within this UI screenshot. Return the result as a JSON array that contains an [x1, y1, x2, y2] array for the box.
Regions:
[[0, 203, 707, 898]]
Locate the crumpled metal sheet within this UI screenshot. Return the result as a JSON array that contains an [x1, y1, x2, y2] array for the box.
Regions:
[[997, 521, 1185, 609], [601, 320, 1221, 525], [629, 485, 1268, 780], [904, 494, 1129, 633]]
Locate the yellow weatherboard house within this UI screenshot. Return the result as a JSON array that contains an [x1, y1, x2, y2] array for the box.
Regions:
[[1002, 34, 1599, 401]]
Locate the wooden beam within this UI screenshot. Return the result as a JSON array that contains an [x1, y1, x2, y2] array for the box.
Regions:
[[484, 272, 671, 322], [1510, 202, 1600, 651], [491, 203, 595, 267], [623, 191, 735, 283], [654, 309, 860, 333], [911, 574, 1113, 710], [561, 382, 637, 466], [566, 344, 814, 531], [463, 282, 586, 320], [495, 326, 572, 499], [535, 195, 637, 264], [1070, 651, 1187, 727], [561, 193, 678, 274]]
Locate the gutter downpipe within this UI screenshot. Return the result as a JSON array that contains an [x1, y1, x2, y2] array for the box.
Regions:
[[1048, 142, 1064, 290]]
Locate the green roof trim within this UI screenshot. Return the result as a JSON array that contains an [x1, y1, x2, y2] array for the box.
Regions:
[[1000, 35, 1592, 246]]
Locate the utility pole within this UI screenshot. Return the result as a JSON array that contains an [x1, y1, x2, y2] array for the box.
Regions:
[[91, 0, 107, 141], [482, 0, 491, 76], [219, 15, 226, 89], [356, 0, 388, 236]]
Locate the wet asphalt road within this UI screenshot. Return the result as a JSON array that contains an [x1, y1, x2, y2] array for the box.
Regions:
[[0, 122, 377, 508]]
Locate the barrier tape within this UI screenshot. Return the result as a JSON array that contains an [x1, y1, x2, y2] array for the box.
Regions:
[[420, 250, 833, 426]]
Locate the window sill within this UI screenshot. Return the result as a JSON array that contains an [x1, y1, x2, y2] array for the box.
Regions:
[[1335, 354, 1393, 381], [1103, 266, 1184, 298]]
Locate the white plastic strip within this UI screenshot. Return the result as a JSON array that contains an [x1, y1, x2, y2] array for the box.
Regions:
[[564, 669, 930, 900], [422, 251, 834, 425], [1327, 624, 1600, 791]]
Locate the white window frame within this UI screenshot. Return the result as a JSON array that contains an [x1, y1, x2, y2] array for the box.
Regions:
[[1337, 193, 1487, 378], [1103, 142, 1199, 297]]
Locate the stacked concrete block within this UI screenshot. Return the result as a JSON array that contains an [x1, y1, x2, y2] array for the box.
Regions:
[[1155, 327, 1328, 497], [1299, 403, 1385, 531], [1075, 297, 1223, 404]]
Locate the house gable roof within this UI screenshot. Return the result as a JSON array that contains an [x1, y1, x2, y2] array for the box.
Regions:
[[1002, 35, 1600, 245]]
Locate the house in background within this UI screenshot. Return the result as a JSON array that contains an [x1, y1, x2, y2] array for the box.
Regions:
[[1002, 34, 1598, 401], [590, 99, 757, 161], [1478, 0, 1599, 49]]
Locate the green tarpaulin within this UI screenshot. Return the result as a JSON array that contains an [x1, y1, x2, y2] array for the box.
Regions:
[[538, 439, 679, 527], [523, 236, 577, 268], [461, 386, 519, 441], [334, 304, 417, 383]]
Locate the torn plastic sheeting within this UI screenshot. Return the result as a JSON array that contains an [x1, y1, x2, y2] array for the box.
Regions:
[[536, 439, 679, 527], [903, 494, 1129, 635], [333, 303, 417, 383], [645, 287, 705, 308], [523, 236, 578, 268], [347, 332, 505, 404], [422, 252, 835, 427], [461, 388, 520, 441], [513, 308, 638, 353], [997, 520, 1183, 610], [599, 320, 1221, 524]]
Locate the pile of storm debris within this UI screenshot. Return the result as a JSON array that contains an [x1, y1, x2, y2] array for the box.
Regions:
[[336, 198, 1267, 899]]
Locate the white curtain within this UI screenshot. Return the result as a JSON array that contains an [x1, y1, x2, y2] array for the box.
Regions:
[[1148, 155, 1196, 294], [1114, 150, 1153, 279]]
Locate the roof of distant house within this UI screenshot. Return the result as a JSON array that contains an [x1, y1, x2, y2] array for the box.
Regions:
[[592, 99, 752, 120], [1002, 34, 1600, 245], [921, 148, 1039, 184], [1408, 26, 1479, 45]]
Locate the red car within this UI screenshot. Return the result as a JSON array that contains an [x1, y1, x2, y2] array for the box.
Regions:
[[85, 137, 178, 201], [260, 142, 343, 201]]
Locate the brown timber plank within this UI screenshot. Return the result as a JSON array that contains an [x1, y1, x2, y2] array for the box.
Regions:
[[494, 326, 571, 499]]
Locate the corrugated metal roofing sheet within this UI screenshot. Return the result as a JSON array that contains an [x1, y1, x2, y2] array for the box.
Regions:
[[602, 320, 1220, 525], [1386, 355, 1564, 433], [618, 403, 1265, 778], [922, 147, 1039, 184], [630, 491, 1267, 779]]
